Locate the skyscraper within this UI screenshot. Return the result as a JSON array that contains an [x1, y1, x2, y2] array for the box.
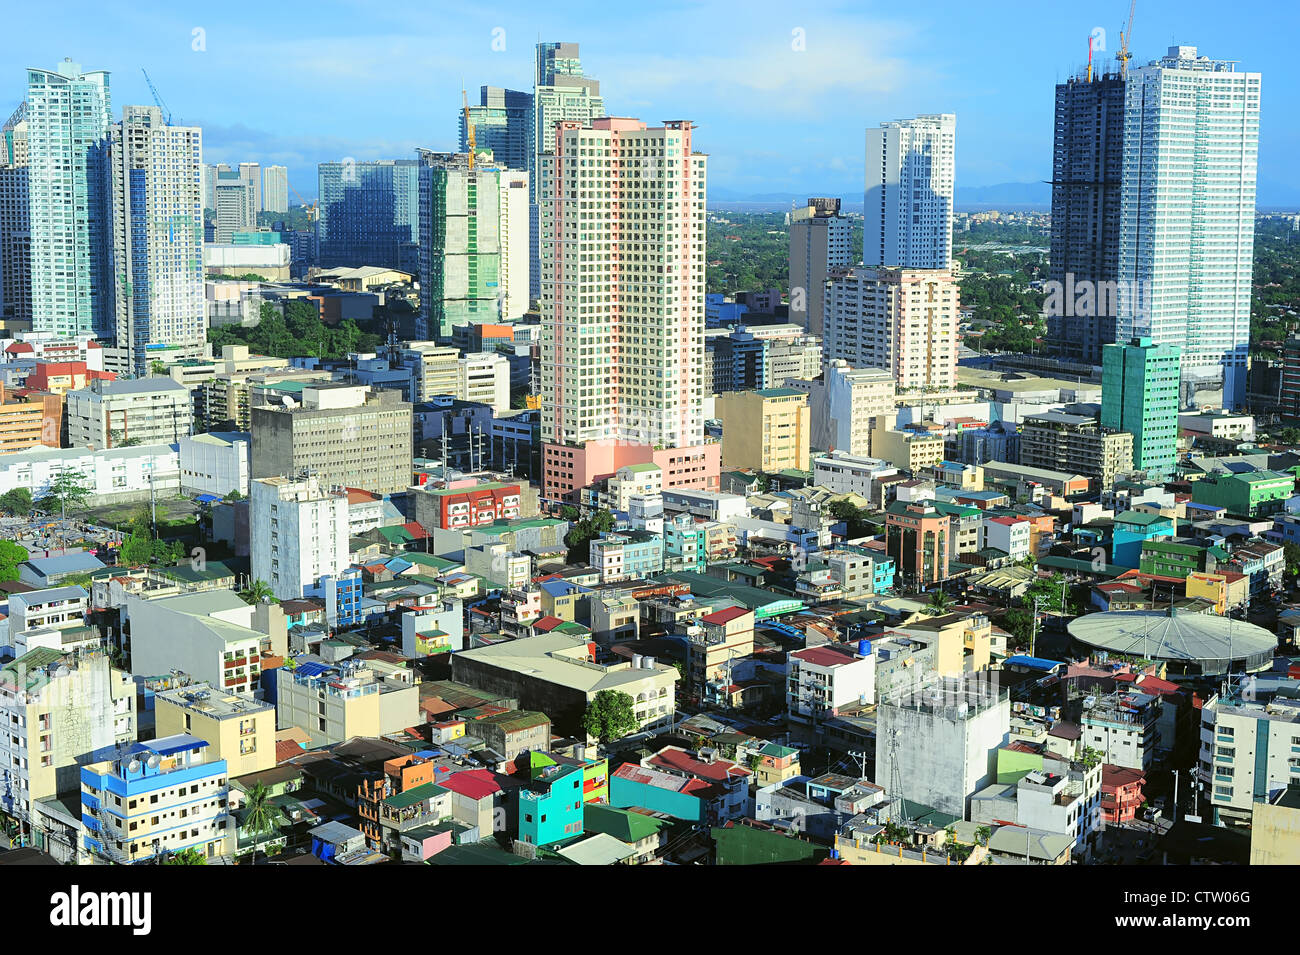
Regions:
[[25, 59, 113, 338], [203, 161, 230, 209], [263, 164, 288, 214], [213, 169, 254, 241], [316, 159, 420, 273], [864, 113, 955, 269], [238, 161, 261, 213], [1101, 337, 1181, 480], [538, 117, 717, 503], [531, 42, 605, 303], [789, 197, 851, 336], [0, 103, 30, 324], [1118, 46, 1260, 408], [417, 150, 528, 340], [108, 105, 206, 375], [1047, 72, 1126, 364], [460, 86, 532, 171]]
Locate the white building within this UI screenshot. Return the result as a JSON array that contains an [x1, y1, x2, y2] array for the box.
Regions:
[[250, 475, 349, 601], [864, 113, 956, 270], [0, 442, 180, 505], [1080, 690, 1162, 772], [875, 675, 1010, 819], [825, 268, 960, 392], [65, 377, 192, 450], [203, 242, 291, 280], [787, 643, 877, 736], [262, 164, 289, 214], [1199, 687, 1300, 827], [178, 431, 251, 497], [0, 646, 135, 842], [660, 488, 748, 524], [399, 599, 465, 658], [981, 516, 1032, 561], [812, 449, 899, 498], [788, 197, 851, 336], [108, 106, 206, 375], [126, 590, 278, 695], [1119, 47, 1260, 407], [459, 352, 511, 414], [790, 360, 897, 457]]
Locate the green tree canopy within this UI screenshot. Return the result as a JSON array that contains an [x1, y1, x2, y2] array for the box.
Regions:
[[0, 488, 33, 516], [564, 509, 616, 564], [162, 847, 207, 865], [582, 690, 639, 744], [0, 540, 29, 582], [39, 469, 93, 518]]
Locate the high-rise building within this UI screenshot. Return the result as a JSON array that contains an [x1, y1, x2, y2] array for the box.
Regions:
[[238, 161, 261, 212], [788, 197, 852, 336], [717, 388, 811, 473], [538, 117, 717, 503], [1047, 73, 1126, 364], [825, 267, 960, 392], [461, 86, 532, 171], [792, 359, 897, 457], [251, 474, 349, 601], [1101, 337, 1181, 480], [1019, 410, 1133, 492], [25, 60, 113, 338], [316, 158, 420, 273], [213, 169, 254, 242], [0, 108, 30, 326], [530, 42, 606, 302], [202, 161, 230, 209], [108, 105, 206, 375], [864, 113, 955, 269], [417, 151, 528, 340], [250, 383, 413, 495], [262, 164, 288, 214], [1118, 47, 1260, 409]]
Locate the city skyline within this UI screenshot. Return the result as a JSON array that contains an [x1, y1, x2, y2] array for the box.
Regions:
[[9, 0, 1300, 205]]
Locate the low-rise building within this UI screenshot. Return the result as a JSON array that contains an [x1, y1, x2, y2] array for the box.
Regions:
[[153, 683, 277, 777], [276, 657, 420, 747]]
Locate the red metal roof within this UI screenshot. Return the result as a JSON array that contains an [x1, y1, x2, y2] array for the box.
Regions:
[[437, 768, 504, 799], [702, 606, 751, 626], [790, 643, 861, 667]]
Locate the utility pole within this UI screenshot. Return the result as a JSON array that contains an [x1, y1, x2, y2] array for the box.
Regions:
[[1030, 595, 1042, 657], [1172, 769, 1179, 825]]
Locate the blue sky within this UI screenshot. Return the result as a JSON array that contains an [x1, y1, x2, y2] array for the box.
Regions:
[[13, 0, 1300, 204]]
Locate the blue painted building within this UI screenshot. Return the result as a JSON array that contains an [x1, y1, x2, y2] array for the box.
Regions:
[[307, 568, 364, 629], [518, 762, 585, 847], [80, 734, 232, 864], [1111, 510, 1175, 568]]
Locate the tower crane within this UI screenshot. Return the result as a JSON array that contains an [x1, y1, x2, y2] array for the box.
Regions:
[[1116, 0, 1137, 76], [462, 88, 476, 170], [289, 182, 317, 222], [140, 68, 172, 125]]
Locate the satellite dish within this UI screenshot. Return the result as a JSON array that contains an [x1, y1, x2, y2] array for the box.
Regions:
[[127, 760, 141, 773], [147, 754, 161, 768]]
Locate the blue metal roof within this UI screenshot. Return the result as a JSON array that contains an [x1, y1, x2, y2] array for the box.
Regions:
[[143, 733, 208, 756], [294, 661, 332, 678], [1004, 655, 1064, 672], [194, 493, 222, 503]]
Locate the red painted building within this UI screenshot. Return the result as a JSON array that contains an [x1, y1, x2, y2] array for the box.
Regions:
[[1100, 765, 1146, 824], [423, 481, 523, 529]]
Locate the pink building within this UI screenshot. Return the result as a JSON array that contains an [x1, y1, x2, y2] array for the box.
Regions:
[[538, 117, 716, 503]]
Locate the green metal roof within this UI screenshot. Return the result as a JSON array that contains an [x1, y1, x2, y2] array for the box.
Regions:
[[583, 804, 667, 844], [382, 782, 448, 809], [1113, 510, 1173, 527]]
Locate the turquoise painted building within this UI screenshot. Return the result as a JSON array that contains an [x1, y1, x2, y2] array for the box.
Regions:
[[1101, 338, 1181, 480], [610, 763, 707, 823], [518, 762, 585, 847], [1110, 510, 1175, 568]]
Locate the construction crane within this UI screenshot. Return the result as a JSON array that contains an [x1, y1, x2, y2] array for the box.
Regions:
[[1116, 0, 1137, 76], [462, 88, 476, 170], [1087, 31, 1095, 83], [288, 182, 317, 223], [140, 68, 172, 125]]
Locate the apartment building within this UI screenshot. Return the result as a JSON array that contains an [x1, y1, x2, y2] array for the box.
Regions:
[[65, 377, 192, 450], [1018, 411, 1133, 492], [716, 388, 810, 473], [154, 683, 277, 777], [277, 657, 420, 747], [250, 475, 350, 601]]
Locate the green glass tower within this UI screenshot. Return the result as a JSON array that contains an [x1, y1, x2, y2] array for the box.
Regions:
[[1102, 337, 1181, 480]]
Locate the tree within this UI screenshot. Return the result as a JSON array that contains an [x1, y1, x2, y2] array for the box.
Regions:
[[923, 589, 954, 616], [241, 783, 285, 862], [39, 469, 93, 519], [0, 488, 33, 516], [241, 579, 275, 605], [223, 489, 244, 502], [827, 499, 877, 540], [975, 825, 991, 847], [581, 690, 639, 744], [162, 847, 206, 865], [1285, 543, 1300, 579], [0, 540, 28, 582], [564, 509, 616, 564]]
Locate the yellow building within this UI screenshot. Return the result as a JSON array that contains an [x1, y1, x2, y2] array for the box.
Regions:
[[717, 388, 810, 474], [870, 425, 946, 473], [276, 657, 420, 747], [1250, 790, 1300, 865], [154, 683, 277, 777], [1186, 571, 1250, 615], [0, 384, 60, 454]]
